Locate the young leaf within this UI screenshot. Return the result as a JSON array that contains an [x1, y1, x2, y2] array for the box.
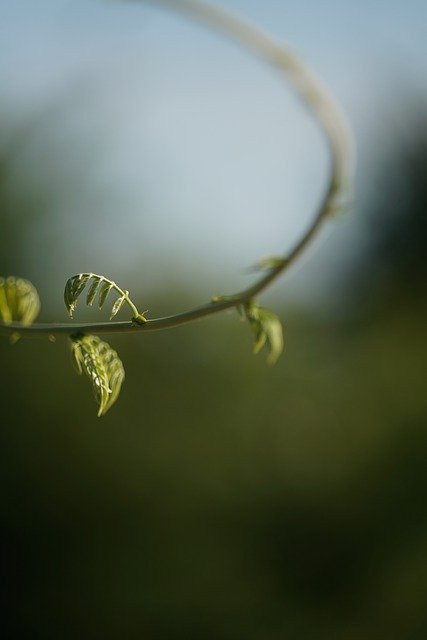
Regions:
[[64, 273, 90, 317], [64, 272, 141, 321], [252, 325, 267, 355], [86, 277, 101, 306], [72, 273, 91, 300], [70, 334, 125, 416], [0, 276, 40, 326], [245, 302, 284, 364], [259, 308, 284, 364], [98, 280, 113, 309], [250, 256, 287, 272], [110, 295, 126, 319]]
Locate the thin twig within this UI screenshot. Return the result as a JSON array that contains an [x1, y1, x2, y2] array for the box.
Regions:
[[0, 0, 354, 339]]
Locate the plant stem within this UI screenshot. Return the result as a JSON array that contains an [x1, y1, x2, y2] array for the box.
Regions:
[[0, 0, 354, 340]]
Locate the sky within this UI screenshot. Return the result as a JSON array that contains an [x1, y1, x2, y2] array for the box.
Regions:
[[1, 0, 426, 309]]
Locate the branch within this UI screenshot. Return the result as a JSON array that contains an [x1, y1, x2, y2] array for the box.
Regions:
[[0, 0, 354, 339]]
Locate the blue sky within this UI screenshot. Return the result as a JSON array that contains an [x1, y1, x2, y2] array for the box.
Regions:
[[1, 1, 426, 308]]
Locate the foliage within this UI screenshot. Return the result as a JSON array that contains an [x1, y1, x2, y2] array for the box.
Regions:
[[0, 0, 352, 416], [244, 300, 284, 364], [70, 334, 125, 416], [0, 271, 283, 415], [0, 276, 40, 343], [0, 276, 40, 326], [64, 272, 146, 322]]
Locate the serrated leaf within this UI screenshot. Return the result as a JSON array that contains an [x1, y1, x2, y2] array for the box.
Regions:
[[70, 334, 125, 416], [0, 276, 40, 327], [110, 295, 126, 319]]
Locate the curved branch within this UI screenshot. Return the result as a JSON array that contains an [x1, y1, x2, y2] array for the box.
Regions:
[[0, 0, 354, 339]]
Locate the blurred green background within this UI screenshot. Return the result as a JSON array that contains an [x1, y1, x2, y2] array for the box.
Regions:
[[1, 2, 427, 639]]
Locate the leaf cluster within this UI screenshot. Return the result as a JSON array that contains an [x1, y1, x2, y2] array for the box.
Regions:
[[64, 272, 143, 322], [71, 334, 125, 416], [244, 301, 284, 365], [0, 270, 286, 416], [0, 276, 40, 326]]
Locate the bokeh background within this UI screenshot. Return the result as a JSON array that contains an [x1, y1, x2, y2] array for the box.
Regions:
[[1, 1, 427, 638]]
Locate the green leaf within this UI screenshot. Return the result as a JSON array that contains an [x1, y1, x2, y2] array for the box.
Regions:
[[86, 277, 101, 306], [110, 294, 126, 319], [98, 280, 113, 309], [64, 273, 90, 317], [250, 256, 287, 272], [245, 301, 284, 364], [72, 273, 91, 300], [70, 334, 125, 416], [253, 325, 267, 355], [64, 272, 141, 321], [0, 276, 40, 326], [259, 309, 284, 364]]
